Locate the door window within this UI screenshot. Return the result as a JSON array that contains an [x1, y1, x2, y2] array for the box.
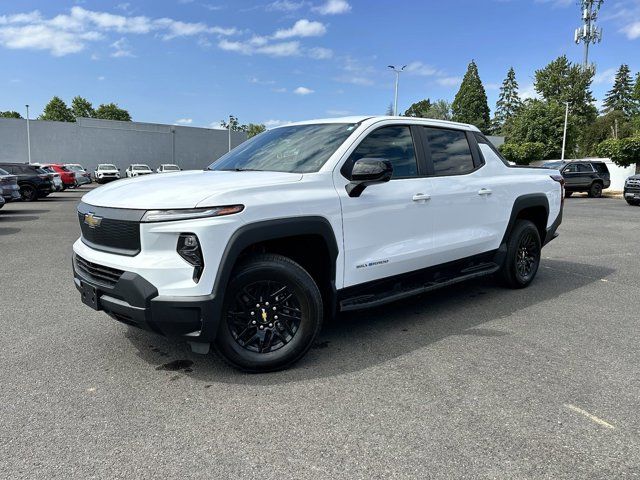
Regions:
[[564, 164, 578, 173], [346, 126, 418, 178], [423, 128, 475, 175], [577, 163, 593, 173]]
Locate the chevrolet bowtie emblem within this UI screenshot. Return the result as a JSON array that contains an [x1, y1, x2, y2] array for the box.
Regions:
[[84, 212, 102, 228], [261, 309, 268, 322]]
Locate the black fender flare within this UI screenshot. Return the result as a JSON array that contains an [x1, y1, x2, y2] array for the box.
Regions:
[[206, 216, 340, 338], [500, 193, 550, 246]]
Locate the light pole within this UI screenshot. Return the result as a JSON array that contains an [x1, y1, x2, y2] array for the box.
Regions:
[[387, 65, 406, 116], [561, 102, 570, 161], [228, 114, 232, 152], [25, 104, 32, 164]]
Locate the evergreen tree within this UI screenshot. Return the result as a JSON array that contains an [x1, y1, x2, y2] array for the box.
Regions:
[[493, 67, 522, 134], [452, 60, 491, 132], [0, 111, 22, 119], [404, 99, 431, 117], [603, 64, 635, 116], [631, 72, 640, 117], [385, 103, 394, 116], [39, 96, 75, 122], [71, 96, 95, 119], [94, 103, 131, 121]]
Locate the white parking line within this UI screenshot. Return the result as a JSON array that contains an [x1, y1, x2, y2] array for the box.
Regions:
[[564, 404, 615, 429]]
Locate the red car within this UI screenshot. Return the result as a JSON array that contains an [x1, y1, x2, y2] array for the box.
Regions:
[[41, 164, 76, 188]]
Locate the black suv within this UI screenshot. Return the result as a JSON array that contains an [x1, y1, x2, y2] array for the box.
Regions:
[[542, 160, 611, 198], [0, 163, 54, 201], [624, 175, 640, 206]]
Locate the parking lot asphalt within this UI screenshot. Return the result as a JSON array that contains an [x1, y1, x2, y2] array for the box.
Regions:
[[1, 187, 639, 479]]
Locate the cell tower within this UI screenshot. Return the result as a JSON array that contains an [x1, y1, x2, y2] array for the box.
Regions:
[[574, 0, 603, 68]]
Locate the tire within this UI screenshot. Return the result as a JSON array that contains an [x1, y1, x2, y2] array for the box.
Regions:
[[627, 199, 640, 206], [564, 190, 573, 197], [214, 253, 323, 372], [588, 182, 603, 198], [500, 219, 541, 289], [20, 184, 38, 202]]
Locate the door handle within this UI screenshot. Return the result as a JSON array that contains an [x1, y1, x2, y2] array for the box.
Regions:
[[478, 188, 493, 196], [412, 193, 431, 202]]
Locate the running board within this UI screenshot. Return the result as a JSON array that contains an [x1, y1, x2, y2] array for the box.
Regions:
[[339, 262, 500, 312]]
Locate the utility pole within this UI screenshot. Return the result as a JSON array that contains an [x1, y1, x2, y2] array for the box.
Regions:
[[387, 65, 406, 116], [561, 102, 570, 161], [25, 104, 32, 164], [574, 0, 603, 69], [228, 114, 232, 152]]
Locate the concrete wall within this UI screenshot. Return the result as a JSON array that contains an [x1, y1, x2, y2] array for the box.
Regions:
[[0, 117, 247, 173]]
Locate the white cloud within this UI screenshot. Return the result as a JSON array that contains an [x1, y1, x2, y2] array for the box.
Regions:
[[405, 61, 439, 76], [294, 86, 314, 95], [337, 75, 374, 86], [308, 46, 332, 59], [97, 75, 105, 80], [249, 77, 276, 85], [266, 1, 305, 12], [0, 6, 237, 56], [312, 0, 351, 15], [437, 76, 462, 87], [520, 83, 539, 100], [264, 119, 292, 128], [110, 37, 134, 57], [593, 67, 617, 85], [485, 82, 500, 90], [219, 38, 301, 56], [175, 118, 193, 125], [621, 21, 640, 39], [273, 19, 326, 39]]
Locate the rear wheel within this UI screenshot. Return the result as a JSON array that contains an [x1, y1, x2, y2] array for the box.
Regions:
[[564, 190, 573, 197], [588, 182, 603, 198], [214, 253, 323, 372], [501, 220, 541, 289], [20, 185, 37, 202]]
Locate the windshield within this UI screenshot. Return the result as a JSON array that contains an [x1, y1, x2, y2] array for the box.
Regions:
[[134, 165, 151, 171], [542, 161, 564, 169], [0, 168, 8, 175], [99, 165, 117, 170], [67, 165, 84, 171], [208, 123, 357, 173], [164, 165, 179, 171], [41, 167, 55, 173]]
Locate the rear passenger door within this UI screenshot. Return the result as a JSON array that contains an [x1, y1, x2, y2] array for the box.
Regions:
[[419, 127, 503, 264]]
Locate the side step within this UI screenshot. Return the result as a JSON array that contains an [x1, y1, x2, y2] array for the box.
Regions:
[[339, 262, 500, 312]]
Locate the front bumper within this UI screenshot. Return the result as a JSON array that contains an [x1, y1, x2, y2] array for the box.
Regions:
[[1, 186, 21, 201], [72, 254, 220, 342]]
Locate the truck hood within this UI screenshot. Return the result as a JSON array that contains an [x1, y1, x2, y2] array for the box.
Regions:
[[82, 170, 303, 209]]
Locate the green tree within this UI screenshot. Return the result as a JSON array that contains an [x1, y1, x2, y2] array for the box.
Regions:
[[631, 72, 640, 118], [71, 96, 95, 119], [0, 111, 22, 119], [94, 103, 131, 121], [452, 60, 491, 132], [220, 115, 247, 132], [499, 142, 546, 165], [425, 99, 452, 121], [39, 96, 75, 122], [580, 110, 633, 155], [505, 99, 576, 159], [404, 99, 431, 117], [246, 123, 266, 138], [596, 136, 640, 170], [493, 67, 522, 134], [385, 103, 394, 116], [534, 55, 597, 126], [602, 64, 635, 116]]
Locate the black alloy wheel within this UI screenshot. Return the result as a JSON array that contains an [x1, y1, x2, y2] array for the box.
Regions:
[[20, 185, 37, 202], [589, 182, 603, 198], [501, 219, 541, 289], [515, 231, 540, 283]]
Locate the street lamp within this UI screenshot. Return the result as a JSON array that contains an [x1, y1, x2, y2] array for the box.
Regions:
[[561, 102, 570, 161], [25, 104, 32, 164], [388, 65, 406, 116], [228, 114, 232, 152]]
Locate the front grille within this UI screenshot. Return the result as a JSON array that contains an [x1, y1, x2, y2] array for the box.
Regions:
[[75, 255, 124, 287], [78, 211, 141, 256], [627, 180, 640, 193]]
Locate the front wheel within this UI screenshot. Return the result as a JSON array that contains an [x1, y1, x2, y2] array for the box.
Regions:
[[627, 199, 640, 206], [501, 220, 541, 289], [214, 253, 323, 372], [20, 185, 37, 202]]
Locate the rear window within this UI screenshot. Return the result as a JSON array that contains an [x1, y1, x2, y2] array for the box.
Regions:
[[424, 127, 475, 175], [134, 165, 150, 171], [592, 163, 609, 174]]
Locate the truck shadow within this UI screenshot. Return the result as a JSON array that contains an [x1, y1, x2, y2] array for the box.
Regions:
[[125, 259, 614, 385]]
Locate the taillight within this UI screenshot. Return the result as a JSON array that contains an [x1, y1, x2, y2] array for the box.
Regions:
[[550, 174, 565, 206]]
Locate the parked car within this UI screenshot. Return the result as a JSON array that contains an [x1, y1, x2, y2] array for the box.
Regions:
[[36, 166, 64, 191], [40, 163, 77, 189], [0, 167, 24, 203], [125, 164, 153, 177], [156, 164, 181, 173], [624, 175, 640, 206], [66, 164, 92, 186], [0, 163, 53, 201], [94, 164, 120, 184], [72, 116, 564, 372], [0, 194, 4, 209], [541, 160, 610, 198]]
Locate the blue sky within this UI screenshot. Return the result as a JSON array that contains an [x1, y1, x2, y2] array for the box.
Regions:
[[1, 0, 639, 128]]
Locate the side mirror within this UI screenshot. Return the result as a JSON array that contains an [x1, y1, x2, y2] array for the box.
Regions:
[[346, 158, 393, 197]]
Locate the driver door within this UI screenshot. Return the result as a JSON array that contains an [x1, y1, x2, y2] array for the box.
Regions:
[[336, 125, 433, 288]]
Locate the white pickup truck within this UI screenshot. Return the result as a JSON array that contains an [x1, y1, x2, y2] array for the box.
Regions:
[[73, 116, 563, 372]]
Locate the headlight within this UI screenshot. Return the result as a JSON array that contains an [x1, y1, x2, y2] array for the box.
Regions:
[[141, 205, 244, 223]]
